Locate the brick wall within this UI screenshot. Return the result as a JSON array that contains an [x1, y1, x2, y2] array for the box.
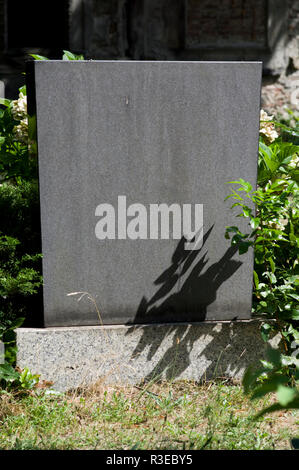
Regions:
[[1, 0, 299, 98], [80, 0, 298, 73], [90, 0, 121, 57], [80, 0, 127, 59], [186, 0, 267, 48]]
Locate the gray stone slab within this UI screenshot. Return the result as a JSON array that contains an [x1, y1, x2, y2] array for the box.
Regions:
[[16, 322, 280, 391], [32, 60, 262, 326]]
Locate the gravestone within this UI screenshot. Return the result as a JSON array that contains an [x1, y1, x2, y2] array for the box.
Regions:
[[28, 60, 261, 327]]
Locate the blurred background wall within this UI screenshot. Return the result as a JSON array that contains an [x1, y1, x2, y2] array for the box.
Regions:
[[0, 0, 298, 115]]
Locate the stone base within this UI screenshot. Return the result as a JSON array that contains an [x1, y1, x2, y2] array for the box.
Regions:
[[16, 321, 280, 392]]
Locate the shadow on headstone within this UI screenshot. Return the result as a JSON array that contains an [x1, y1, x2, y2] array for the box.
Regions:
[[125, 224, 245, 381]]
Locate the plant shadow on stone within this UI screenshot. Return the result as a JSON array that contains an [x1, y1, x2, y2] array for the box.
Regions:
[[125, 225, 259, 382]]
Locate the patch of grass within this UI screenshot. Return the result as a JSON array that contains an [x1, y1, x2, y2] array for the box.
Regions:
[[0, 380, 298, 450]]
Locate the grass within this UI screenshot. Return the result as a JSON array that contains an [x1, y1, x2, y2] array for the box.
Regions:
[[0, 380, 298, 450]]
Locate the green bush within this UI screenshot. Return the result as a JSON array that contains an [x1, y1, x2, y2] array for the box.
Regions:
[[0, 82, 40, 364], [0, 50, 84, 374], [0, 181, 43, 362], [225, 112, 299, 417], [0, 180, 41, 253], [0, 362, 40, 391], [0, 85, 37, 183]]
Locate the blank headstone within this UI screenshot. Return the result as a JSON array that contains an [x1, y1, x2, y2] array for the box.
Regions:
[[30, 60, 261, 326]]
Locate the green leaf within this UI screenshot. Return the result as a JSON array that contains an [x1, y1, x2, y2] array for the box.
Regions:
[[2, 329, 15, 344], [269, 272, 277, 283], [227, 179, 252, 193], [18, 85, 26, 96], [250, 217, 260, 229], [238, 180, 253, 193], [280, 309, 299, 320], [289, 293, 299, 301], [238, 241, 252, 254], [253, 270, 259, 289], [242, 207, 252, 217], [260, 323, 272, 342], [255, 400, 299, 418], [277, 385, 298, 406], [251, 375, 289, 400], [62, 50, 84, 61], [262, 271, 277, 284], [257, 140, 296, 185], [265, 347, 282, 368], [225, 226, 240, 233], [281, 355, 299, 369], [0, 97, 11, 107], [0, 363, 19, 382], [270, 179, 288, 190], [30, 54, 49, 60], [225, 226, 243, 239], [242, 364, 264, 395], [269, 258, 276, 273]]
